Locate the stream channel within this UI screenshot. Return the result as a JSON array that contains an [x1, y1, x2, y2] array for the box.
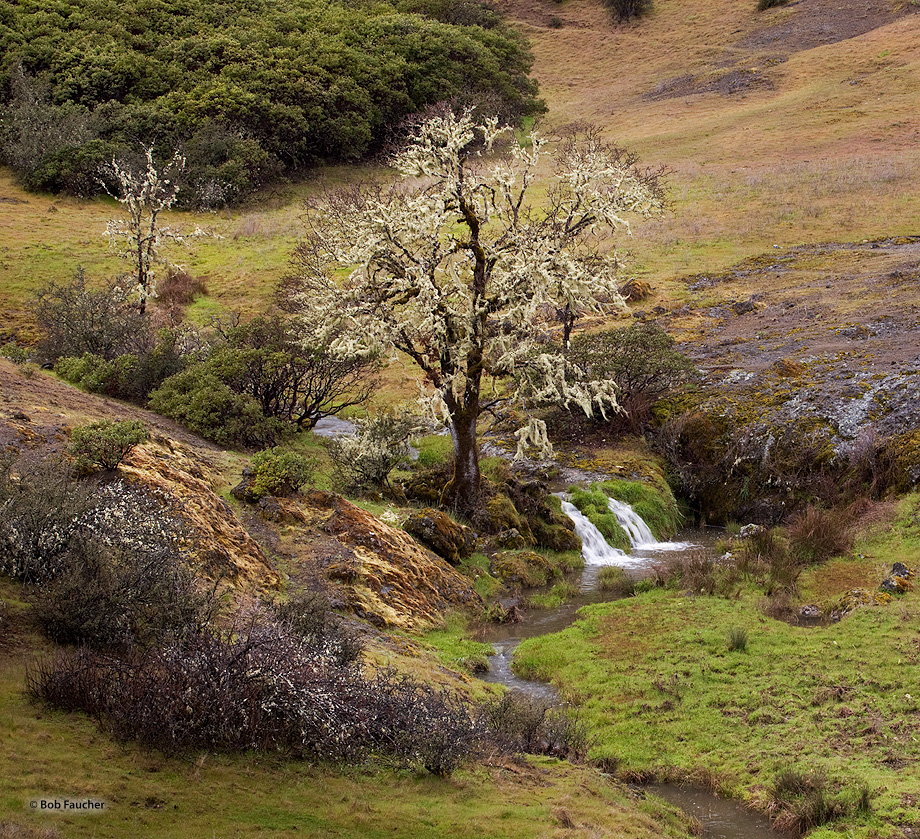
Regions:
[[481, 499, 779, 839]]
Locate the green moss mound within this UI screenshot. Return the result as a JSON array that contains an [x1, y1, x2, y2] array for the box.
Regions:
[[599, 479, 681, 541]]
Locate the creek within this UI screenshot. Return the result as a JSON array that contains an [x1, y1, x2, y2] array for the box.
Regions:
[[482, 497, 778, 839]]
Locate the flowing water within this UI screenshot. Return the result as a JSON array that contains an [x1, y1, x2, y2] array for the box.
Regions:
[[482, 500, 778, 839]]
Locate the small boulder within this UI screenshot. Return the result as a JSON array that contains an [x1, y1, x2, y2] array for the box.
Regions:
[[493, 550, 557, 587], [403, 507, 477, 564], [738, 524, 765, 539], [256, 496, 307, 524], [880, 562, 915, 594], [497, 528, 530, 550]]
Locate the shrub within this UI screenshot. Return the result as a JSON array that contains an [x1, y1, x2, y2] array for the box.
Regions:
[[325, 413, 423, 493], [35, 271, 151, 362], [481, 691, 551, 753], [69, 420, 149, 471], [603, 0, 653, 20], [480, 692, 593, 761], [786, 506, 852, 565], [156, 268, 207, 309], [271, 588, 363, 666], [30, 535, 214, 650], [149, 368, 289, 448], [653, 549, 718, 594], [247, 448, 317, 500], [29, 618, 480, 774], [567, 322, 694, 431], [0, 457, 95, 583], [757, 0, 788, 9], [1, 341, 29, 364]]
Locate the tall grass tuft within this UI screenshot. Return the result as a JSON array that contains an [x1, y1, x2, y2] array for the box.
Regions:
[[727, 627, 748, 652]]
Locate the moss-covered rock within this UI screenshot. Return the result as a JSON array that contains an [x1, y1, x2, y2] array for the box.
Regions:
[[403, 507, 477, 564], [493, 550, 558, 587]]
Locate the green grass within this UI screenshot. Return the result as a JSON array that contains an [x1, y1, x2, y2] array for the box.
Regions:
[[0, 579, 697, 839], [413, 434, 453, 468], [510, 502, 920, 838], [419, 613, 496, 674], [527, 581, 579, 610]]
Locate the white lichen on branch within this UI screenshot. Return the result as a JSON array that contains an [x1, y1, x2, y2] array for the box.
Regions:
[[289, 111, 666, 505]]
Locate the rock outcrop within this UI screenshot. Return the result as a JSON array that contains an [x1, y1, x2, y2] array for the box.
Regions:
[[121, 443, 281, 592], [403, 507, 477, 564], [298, 491, 482, 629]]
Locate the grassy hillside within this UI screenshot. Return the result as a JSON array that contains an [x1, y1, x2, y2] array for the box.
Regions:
[[506, 0, 920, 280], [3, 0, 919, 339]]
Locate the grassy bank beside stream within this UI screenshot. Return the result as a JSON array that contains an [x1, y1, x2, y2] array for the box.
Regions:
[[512, 499, 920, 838]]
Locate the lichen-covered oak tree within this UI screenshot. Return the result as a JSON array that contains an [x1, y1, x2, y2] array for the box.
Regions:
[[289, 112, 666, 513]]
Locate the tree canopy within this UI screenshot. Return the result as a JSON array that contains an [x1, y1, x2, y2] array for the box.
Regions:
[[0, 0, 542, 204], [288, 112, 667, 512]]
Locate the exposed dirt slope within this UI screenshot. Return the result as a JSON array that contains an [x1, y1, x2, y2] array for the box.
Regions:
[[658, 236, 920, 466]]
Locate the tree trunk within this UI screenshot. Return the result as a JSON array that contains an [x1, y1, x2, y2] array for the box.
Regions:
[[441, 406, 481, 514]]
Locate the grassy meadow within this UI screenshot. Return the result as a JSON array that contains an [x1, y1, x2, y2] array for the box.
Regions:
[[512, 497, 920, 837]]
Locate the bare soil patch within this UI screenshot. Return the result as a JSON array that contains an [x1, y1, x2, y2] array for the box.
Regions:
[[658, 236, 920, 443], [740, 0, 918, 55]]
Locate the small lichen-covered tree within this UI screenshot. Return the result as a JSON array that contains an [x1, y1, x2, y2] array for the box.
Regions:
[[289, 112, 666, 513], [103, 148, 192, 314]]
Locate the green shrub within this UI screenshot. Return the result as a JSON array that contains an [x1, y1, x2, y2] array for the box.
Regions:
[[567, 322, 695, 431], [69, 419, 149, 471], [757, 0, 788, 9], [149, 368, 289, 448], [1, 341, 29, 364], [247, 448, 317, 500], [2, 0, 543, 202]]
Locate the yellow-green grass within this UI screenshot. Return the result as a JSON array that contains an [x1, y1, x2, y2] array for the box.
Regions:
[[511, 497, 920, 837], [501, 0, 920, 289], [0, 581, 695, 839]]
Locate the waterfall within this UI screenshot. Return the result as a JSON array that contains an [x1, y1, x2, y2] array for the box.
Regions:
[[607, 498, 657, 546], [559, 496, 695, 567], [559, 500, 631, 566]]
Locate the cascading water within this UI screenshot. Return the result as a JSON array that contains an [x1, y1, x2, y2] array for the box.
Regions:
[[559, 496, 695, 568]]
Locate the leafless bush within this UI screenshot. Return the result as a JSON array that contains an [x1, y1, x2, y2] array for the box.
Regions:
[[29, 618, 480, 774], [479, 691, 593, 761], [271, 588, 364, 666], [35, 270, 152, 362], [30, 535, 216, 650], [0, 456, 95, 583], [481, 691, 551, 753], [156, 268, 207, 308], [786, 506, 852, 565]]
